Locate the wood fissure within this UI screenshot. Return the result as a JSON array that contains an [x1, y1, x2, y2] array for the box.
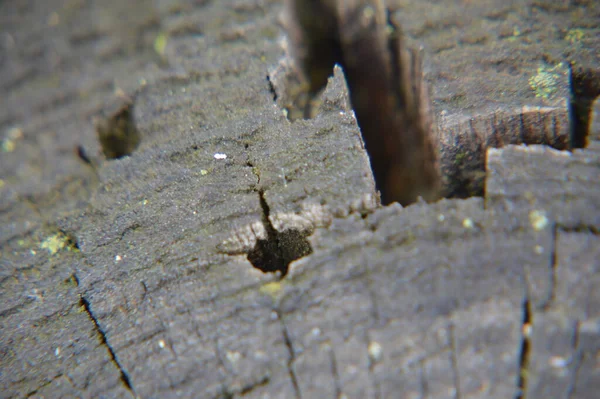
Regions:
[[80, 295, 136, 397]]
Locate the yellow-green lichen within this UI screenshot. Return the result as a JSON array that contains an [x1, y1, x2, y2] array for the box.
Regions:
[[513, 26, 521, 36], [259, 281, 282, 299], [260, 25, 279, 40], [454, 152, 467, 165], [154, 32, 168, 56], [1, 139, 15, 152], [528, 63, 566, 100], [565, 29, 585, 45], [507, 26, 521, 42], [40, 232, 78, 254], [47, 11, 60, 27]]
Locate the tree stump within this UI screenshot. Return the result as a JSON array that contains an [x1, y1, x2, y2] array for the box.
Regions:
[[1, 1, 599, 398]]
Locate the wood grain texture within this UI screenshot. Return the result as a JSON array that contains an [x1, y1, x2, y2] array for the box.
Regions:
[[0, 1, 599, 398]]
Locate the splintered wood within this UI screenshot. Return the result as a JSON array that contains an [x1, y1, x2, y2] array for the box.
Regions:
[[282, 0, 573, 204], [284, 0, 440, 206]]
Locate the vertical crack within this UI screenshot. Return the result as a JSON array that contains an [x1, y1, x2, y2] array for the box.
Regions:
[[329, 344, 342, 399], [448, 324, 462, 399], [247, 190, 287, 275], [283, 1, 440, 205], [365, 267, 381, 323], [566, 321, 583, 399], [213, 338, 236, 399], [234, 142, 313, 277], [542, 224, 559, 310], [266, 74, 278, 102], [278, 311, 301, 399], [418, 359, 428, 399], [516, 297, 532, 399], [80, 295, 136, 397], [365, 269, 382, 399]]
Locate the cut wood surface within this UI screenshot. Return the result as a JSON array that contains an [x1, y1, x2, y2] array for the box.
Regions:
[[1, 1, 599, 398]]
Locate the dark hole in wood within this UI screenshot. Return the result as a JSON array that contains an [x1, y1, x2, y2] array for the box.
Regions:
[[247, 228, 313, 277], [569, 65, 600, 148], [95, 102, 141, 159], [247, 190, 313, 277]]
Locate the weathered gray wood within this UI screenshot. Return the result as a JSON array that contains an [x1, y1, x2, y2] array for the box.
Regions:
[[484, 143, 600, 399], [1, 1, 599, 399], [486, 144, 600, 229], [526, 231, 600, 399], [390, 0, 600, 197], [591, 96, 600, 143]]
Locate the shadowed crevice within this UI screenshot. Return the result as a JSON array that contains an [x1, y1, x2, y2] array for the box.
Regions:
[[281, 2, 440, 205], [80, 295, 136, 397], [329, 345, 342, 399], [540, 224, 559, 311], [516, 297, 532, 399], [247, 190, 313, 277], [95, 100, 141, 159], [569, 65, 600, 148]]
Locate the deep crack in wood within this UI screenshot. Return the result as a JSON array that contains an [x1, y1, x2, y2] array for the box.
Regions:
[[284, 0, 440, 206]]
